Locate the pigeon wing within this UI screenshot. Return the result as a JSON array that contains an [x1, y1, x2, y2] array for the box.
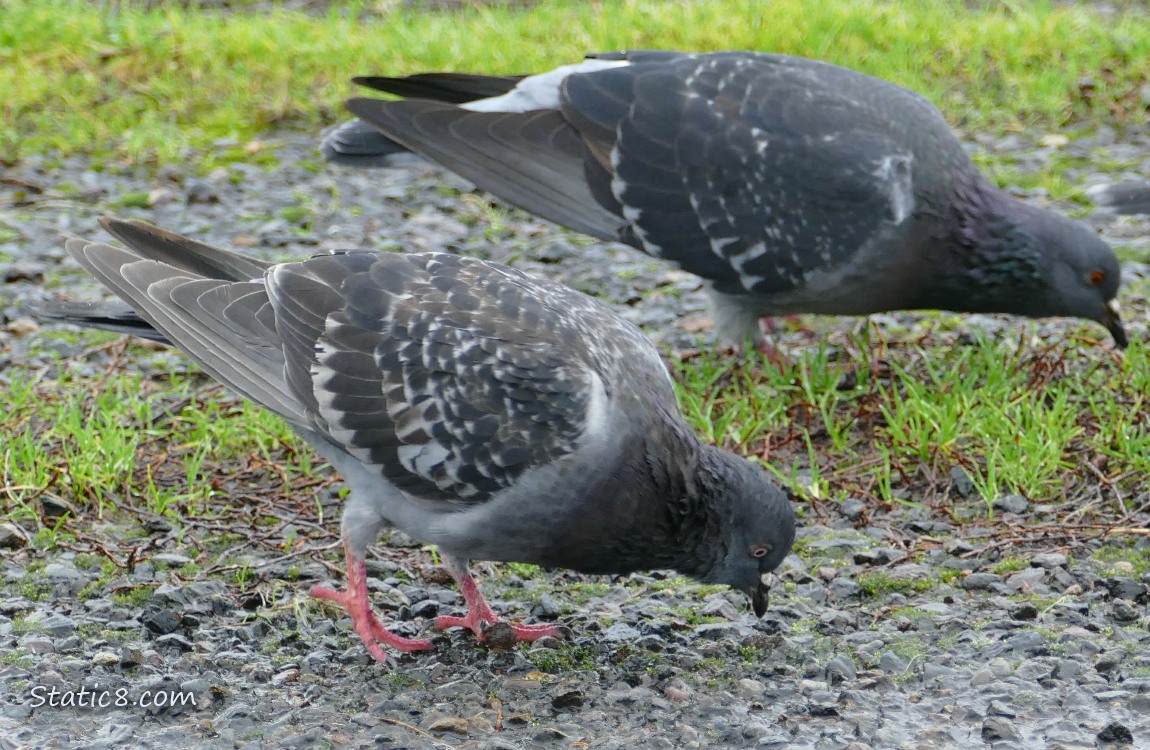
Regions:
[[270, 252, 640, 506], [563, 52, 924, 296], [69, 230, 653, 509]]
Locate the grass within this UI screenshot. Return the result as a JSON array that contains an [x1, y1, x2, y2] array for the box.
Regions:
[[527, 642, 599, 673], [857, 572, 938, 598], [1094, 546, 1150, 577], [3, 0, 1150, 169], [1, 337, 314, 522], [673, 330, 1150, 511]]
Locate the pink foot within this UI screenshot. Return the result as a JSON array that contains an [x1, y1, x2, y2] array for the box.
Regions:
[[756, 336, 788, 370], [433, 562, 562, 644], [311, 544, 434, 661], [757, 315, 808, 370]]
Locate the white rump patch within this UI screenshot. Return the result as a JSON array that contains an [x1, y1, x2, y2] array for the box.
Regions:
[[461, 58, 629, 113], [875, 154, 915, 224]]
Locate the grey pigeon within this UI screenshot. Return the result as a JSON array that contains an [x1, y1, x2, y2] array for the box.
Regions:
[[1087, 180, 1150, 216], [326, 50, 1127, 348], [58, 217, 796, 660]]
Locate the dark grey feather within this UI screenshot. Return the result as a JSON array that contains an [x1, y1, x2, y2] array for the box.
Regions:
[[101, 217, 270, 280], [352, 72, 524, 103], [344, 99, 622, 240]]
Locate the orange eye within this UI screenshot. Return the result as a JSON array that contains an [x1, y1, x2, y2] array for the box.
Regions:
[[751, 545, 770, 558], [1089, 271, 1106, 286]]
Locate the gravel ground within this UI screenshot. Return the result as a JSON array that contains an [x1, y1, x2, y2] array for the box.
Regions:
[[2, 125, 1150, 750]]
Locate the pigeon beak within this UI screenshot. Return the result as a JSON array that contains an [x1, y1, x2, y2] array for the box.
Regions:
[[747, 576, 771, 618], [1104, 299, 1128, 349]]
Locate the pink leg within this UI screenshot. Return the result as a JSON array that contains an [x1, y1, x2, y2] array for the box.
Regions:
[[758, 315, 809, 369], [311, 542, 434, 661], [433, 560, 562, 643], [757, 337, 787, 369], [757, 317, 787, 369]]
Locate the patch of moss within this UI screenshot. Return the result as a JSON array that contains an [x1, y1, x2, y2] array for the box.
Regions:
[[527, 642, 598, 673], [111, 585, 155, 608], [993, 557, 1028, 575], [857, 572, 938, 597], [111, 191, 151, 209]]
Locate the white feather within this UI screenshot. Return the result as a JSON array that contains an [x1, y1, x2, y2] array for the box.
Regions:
[[876, 154, 915, 224], [461, 59, 629, 113]]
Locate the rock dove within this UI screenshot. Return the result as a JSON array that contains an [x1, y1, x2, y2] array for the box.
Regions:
[[57, 217, 796, 660], [1087, 180, 1150, 216], [325, 50, 1127, 348]]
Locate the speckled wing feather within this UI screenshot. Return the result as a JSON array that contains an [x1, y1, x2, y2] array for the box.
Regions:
[[566, 52, 925, 296], [279, 252, 630, 505], [66, 229, 665, 508]]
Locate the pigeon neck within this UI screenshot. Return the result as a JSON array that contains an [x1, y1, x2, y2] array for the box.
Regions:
[[934, 176, 1048, 313], [601, 413, 726, 577], [651, 436, 750, 582]]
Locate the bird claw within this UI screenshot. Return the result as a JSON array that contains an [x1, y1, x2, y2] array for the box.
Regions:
[[310, 550, 435, 661], [311, 584, 434, 659], [433, 559, 563, 644], [433, 612, 562, 643]]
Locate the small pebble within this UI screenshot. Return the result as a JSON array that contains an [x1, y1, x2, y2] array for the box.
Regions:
[[992, 494, 1030, 514]]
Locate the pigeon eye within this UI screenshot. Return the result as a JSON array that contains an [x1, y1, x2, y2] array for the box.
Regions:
[[751, 545, 770, 558], [1089, 271, 1106, 286]]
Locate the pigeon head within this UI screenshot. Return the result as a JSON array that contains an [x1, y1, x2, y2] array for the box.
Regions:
[[695, 446, 796, 617], [999, 197, 1126, 346], [1030, 213, 1125, 348], [951, 188, 1127, 347]]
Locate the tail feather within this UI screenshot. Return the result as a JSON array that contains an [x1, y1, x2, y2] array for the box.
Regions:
[[98, 217, 270, 281], [39, 217, 271, 345], [62, 237, 309, 425], [352, 72, 524, 103], [321, 72, 526, 165], [346, 98, 623, 241], [38, 298, 172, 343], [319, 118, 414, 167]]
